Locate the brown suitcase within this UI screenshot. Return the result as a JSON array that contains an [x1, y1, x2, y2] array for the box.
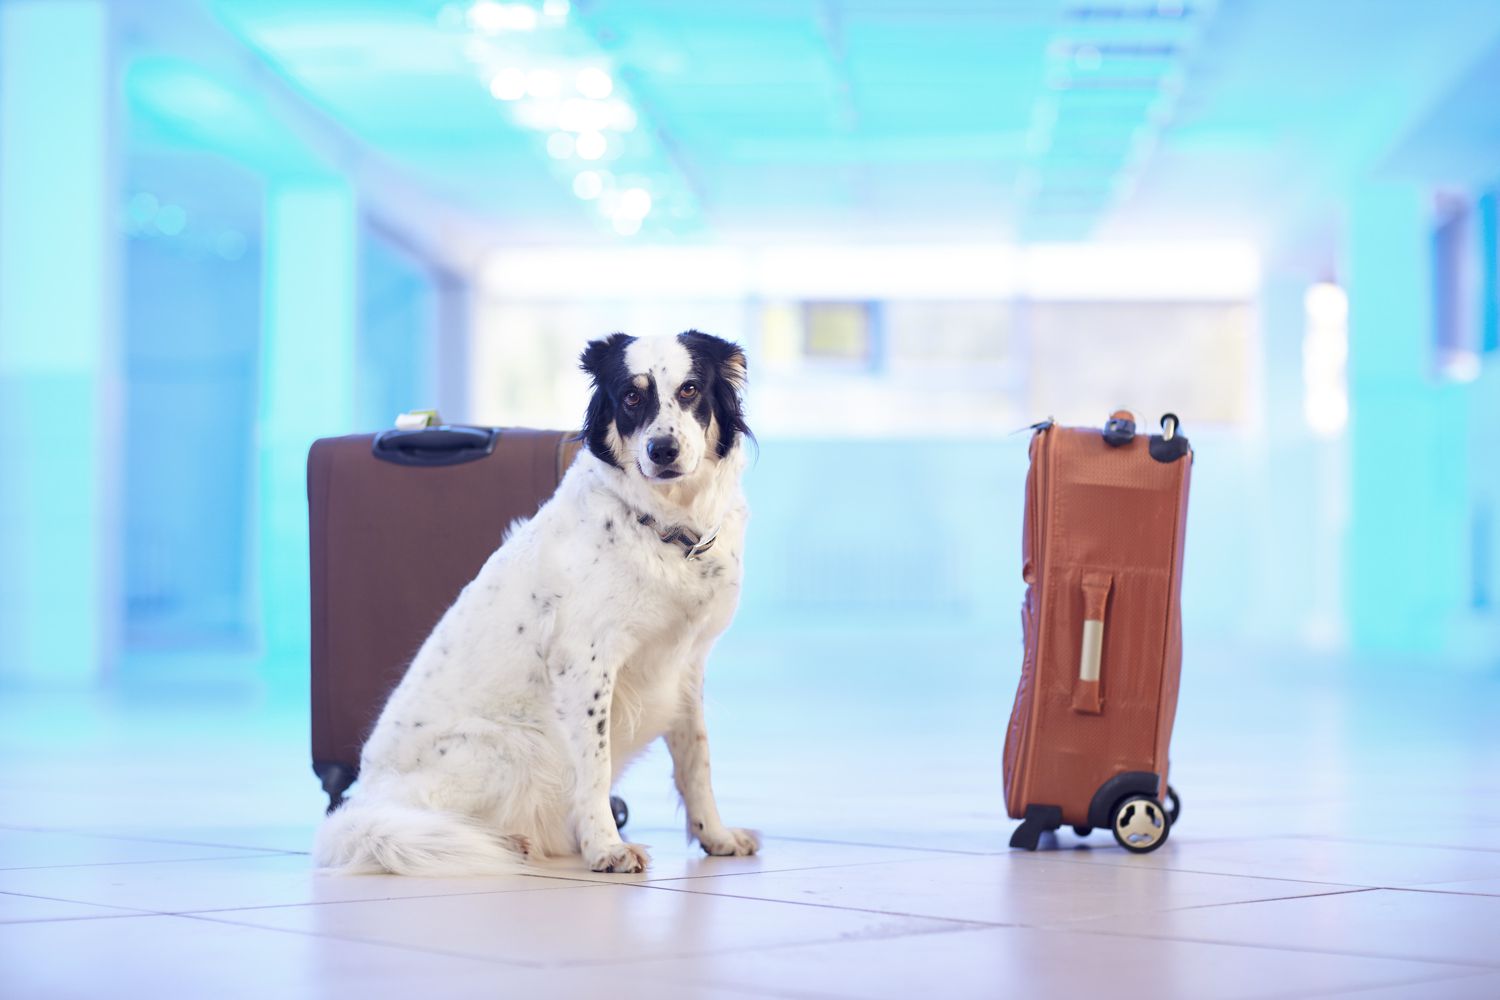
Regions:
[[1003, 411, 1192, 853], [306, 424, 586, 815]]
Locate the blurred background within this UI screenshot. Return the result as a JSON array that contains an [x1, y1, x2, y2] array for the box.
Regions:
[[0, 0, 1497, 709]]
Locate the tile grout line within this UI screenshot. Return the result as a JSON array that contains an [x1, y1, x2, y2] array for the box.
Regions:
[[159, 876, 609, 916], [0, 851, 302, 873], [521, 852, 984, 887], [182, 899, 995, 975], [625, 872, 1385, 937], [0, 888, 163, 918], [1006, 851, 1380, 889], [176, 911, 555, 971], [1057, 902, 1500, 971], [0, 822, 315, 855]]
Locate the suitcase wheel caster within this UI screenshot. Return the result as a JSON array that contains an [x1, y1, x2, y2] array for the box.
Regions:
[[610, 795, 628, 831], [1112, 795, 1170, 854], [1164, 785, 1181, 826], [1072, 825, 1093, 838]]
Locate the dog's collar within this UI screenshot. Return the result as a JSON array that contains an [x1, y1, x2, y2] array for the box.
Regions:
[[635, 512, 720, 560]]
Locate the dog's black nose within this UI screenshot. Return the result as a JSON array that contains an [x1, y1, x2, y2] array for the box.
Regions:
[[646, 436, 679, 466]]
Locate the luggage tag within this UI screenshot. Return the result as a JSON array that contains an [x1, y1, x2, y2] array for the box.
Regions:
[[394, 409, 442, 430]]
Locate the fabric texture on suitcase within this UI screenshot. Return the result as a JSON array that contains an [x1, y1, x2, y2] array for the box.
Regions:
[[307, 428, 581, 803], [1003, 416, 1191, 841]]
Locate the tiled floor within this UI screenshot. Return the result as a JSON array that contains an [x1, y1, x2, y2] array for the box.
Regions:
[[2, 635, 1499, 999]]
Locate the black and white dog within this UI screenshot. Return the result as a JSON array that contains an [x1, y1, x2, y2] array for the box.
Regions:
[[314, 331, 757, 875]]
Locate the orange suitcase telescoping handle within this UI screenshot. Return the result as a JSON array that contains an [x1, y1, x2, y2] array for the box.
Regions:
[[1071, 572, 1112, 714]]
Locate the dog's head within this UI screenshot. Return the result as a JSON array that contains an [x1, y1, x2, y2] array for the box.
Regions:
[[579, 331, 749, 483]]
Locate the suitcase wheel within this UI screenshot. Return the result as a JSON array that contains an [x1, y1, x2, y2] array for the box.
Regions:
[[610, 795, 628, 831], [1072, 825, 1093, 838], [1111, 795, 1170, 853], [1164, 785, 1181, 826]]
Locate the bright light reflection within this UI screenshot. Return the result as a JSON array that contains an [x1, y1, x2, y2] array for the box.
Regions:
[[1303, 282, 1349, 438], [576, 67, 613, 99], [469, 2, 537, 33], [489, 68, 526, 100], [525, 68, 561, 98], [575, 130, 607, 160], [572, 170, 605, 199], [617, 187, 651, 219]]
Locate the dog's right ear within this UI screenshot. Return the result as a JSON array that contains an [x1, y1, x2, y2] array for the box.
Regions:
[[579, 333, 632, 469], [579, 332, 633, 382]]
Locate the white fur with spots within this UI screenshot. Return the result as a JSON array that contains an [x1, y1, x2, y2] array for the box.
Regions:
[[313, 335, 757, 875]]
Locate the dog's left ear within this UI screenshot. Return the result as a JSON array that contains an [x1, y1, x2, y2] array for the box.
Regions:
[[680, 330, 750, 458]]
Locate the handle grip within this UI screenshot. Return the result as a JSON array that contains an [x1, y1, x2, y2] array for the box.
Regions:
[[1072, 572, 1113, 714], [371, 426, 499, 467]]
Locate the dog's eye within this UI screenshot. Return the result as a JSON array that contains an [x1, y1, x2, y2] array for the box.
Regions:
[[678, 383, 699, 401], [622, 390, 642, 408]]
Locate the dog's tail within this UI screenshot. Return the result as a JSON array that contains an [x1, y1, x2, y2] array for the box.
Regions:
[[313, 798, 529, 876]]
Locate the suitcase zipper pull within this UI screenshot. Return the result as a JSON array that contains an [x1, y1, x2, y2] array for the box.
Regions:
[[1011, 417, 1054, 435]]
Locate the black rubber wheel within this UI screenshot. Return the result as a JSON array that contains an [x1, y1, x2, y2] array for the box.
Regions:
[[1111, 795, 1170, 854], [610, 795, 628, 830], [1072, 825, 1093, 838], [1165, 785, 1181, 826]]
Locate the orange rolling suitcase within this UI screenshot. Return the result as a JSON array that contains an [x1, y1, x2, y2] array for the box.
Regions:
[[1004, 411, 1192, 853]]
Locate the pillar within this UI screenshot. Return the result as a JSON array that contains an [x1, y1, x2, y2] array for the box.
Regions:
[[0, 0, 119, 681], [1344, 182, 1471, 655], [256, 182, 357, 662]]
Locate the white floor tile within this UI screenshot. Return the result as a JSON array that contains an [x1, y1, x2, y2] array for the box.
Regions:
[[1413, 877, 1500, 896], [1018, 833, 1500, 887], [0, 852, 595, 914], [1068, 887, 1500, 968], [202, 881, 971, 966], [0, 827, 290, 871], [526, 828, 950, 884], [0, 890, 142, 923], [4, 646, 1499, 997], [1304, 970, 1500, 999], [645, 850, 1352, 926], [61, 823, 320, 854], [625, 923, 1489, 1000], [0, 911, 784, 1000]]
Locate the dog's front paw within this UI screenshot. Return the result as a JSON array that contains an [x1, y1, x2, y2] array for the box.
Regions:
[[698, 826, 760, 857], [588, 841, 651, 874]]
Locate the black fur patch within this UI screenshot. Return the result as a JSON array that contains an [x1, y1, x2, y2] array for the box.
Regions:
[[580, 332, 668, 468], [678, 330, 751, 458], [580, 330, 751, 465]]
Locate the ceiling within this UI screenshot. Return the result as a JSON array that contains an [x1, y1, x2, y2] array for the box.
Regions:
[[126, 0, 1500, 250]]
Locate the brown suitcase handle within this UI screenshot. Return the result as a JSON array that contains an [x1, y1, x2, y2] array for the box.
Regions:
[[1072, 572, 1112, 715]]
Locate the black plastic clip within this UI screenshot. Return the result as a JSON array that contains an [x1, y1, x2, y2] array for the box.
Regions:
[[1103, 413, 1136, 447]]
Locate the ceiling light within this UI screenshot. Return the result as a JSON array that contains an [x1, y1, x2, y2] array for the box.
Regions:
[[605, 99, 637, 132], [575, 130, 607, 160], [155, 204, 187, 236], [469, 2, 537, 34], [576, 67, 613, 99], [1304, 282, 1347, 324], [489, 67, 526, 100], [525, 68, 561, 98], [126, 192, 159, 227], [572, 171, 605, 199], [558, 98, 611, 132], [617, 187, 652, 219]]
